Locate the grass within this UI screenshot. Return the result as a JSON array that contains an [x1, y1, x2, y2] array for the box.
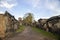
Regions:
[[16, 25, 25, 33], [32, 27, 59, 40]]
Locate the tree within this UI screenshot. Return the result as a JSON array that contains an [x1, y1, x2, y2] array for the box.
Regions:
[[18, 17, 23, 25], [23, 13, 34, 26]]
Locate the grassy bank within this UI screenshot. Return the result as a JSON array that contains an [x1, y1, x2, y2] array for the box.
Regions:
[[16, 25, 25, 33], [32, 27, 59, 40]]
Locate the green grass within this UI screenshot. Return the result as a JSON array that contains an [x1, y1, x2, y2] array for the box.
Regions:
[[16, 25, 25, 33], [32, 27, 59, 40]]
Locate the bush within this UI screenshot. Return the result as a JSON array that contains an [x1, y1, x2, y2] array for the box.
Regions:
[[16, 25, 25, 33]]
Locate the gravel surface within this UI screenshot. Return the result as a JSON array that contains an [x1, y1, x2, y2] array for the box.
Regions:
[[7, 26, 55, 40]]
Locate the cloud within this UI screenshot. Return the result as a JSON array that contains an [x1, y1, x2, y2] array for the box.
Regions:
[[32, 0, 40, 8], [0, 11, 4, 13], [45, 0, 60, 16], [0, 0, 17, 9], [24, 0, 60, 17], [25, 0, 40, 8], [26, 0, 60, 12]]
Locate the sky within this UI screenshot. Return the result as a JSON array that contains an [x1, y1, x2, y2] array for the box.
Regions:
[[0, 0, 60, 21]]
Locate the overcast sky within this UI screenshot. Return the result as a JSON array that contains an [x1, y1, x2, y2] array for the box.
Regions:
[[0, 0, 60, 21]]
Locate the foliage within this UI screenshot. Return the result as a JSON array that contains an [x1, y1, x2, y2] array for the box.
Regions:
[[32, 27, 59, 40], [16, 25, 25, 33], [23, 13, 34, 25]]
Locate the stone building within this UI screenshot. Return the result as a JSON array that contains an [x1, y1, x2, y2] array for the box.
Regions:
[[37, 15, 60, 35], [45, 15, 60, 34], [38, 19, 47, 29], [0, 11, 19, 39]]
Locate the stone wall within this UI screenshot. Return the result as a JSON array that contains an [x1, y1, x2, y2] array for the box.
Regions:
[[45, 16, 60, 34], [36, 15, 60, 35], [0, 14, 6, 38], [0, 11, 19, 39]]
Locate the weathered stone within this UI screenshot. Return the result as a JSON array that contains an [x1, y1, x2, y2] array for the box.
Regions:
[[0, 11, 19, 39]]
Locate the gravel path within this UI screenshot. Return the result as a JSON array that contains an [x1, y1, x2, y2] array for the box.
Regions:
[[7, 26, 55, 40]]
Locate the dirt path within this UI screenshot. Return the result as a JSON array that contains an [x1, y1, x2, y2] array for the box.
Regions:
[[7, 26, 55, 40]]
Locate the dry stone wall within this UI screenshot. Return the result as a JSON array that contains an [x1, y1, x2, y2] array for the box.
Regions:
[[0, 11, 19, 39]]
